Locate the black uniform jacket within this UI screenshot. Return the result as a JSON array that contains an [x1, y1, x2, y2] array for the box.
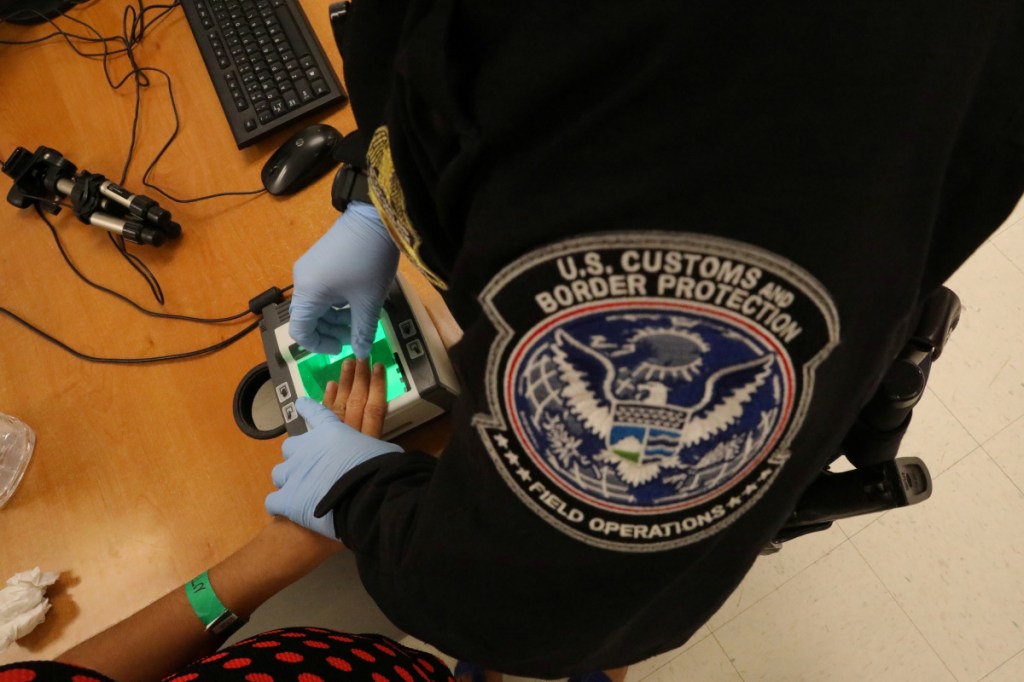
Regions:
[[319, 1, 1024, 676]]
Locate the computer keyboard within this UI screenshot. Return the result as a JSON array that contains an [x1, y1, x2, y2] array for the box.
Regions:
[[181, 0, 347, 149]]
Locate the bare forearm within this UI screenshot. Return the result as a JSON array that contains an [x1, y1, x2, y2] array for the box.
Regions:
[[57, 518, 340, 682]]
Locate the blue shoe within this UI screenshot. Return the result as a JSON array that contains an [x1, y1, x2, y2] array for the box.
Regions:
[[568, 674, 613, 682], [454, 661, 486, 682]]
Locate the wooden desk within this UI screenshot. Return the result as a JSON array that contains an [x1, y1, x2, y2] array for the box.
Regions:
[[0, 2, 457, 663]]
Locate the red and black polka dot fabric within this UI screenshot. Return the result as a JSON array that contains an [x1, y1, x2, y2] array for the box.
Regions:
[[0, 628, 453, 682]]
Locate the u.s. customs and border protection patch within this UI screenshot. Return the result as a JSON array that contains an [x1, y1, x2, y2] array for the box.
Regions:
[[473, 233, 840, 552]]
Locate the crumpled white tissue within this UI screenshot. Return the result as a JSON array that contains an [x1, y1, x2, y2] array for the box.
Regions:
[[0, 568, 59, 652]]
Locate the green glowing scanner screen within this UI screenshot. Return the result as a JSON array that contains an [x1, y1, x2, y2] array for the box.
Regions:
[[294, 322, 408, 402]]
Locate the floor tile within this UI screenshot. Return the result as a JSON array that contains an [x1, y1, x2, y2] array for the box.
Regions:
[[851, 450, 1024, 681], [397, 635, 458, 677], [707, 524, 847, 630], [228, 551, 404, 646], [715, 542, 955, 682], [835, 387, 978, 537], [637, 636, 742, 682], [927, 243, 1024, 444], [982, 649, 1024, 682], [992, 192, 1024, 237], [625, 626, 710, 682], [993, 216, 1024, 272], [983, 415, 1024, 493], [399, 628, 714, 682]]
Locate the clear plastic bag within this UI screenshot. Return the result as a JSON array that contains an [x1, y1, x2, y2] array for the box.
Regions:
[[0, 413, 35, 509]]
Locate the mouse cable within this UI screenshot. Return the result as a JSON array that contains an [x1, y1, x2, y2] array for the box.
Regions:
[[34, 206, 292, 324], [135, 64, 267, 203], [1, 3, 261, 304], [0, 306, 261, 364], [0, 2, 265, 202], [1, 3, 182, 304], [19, 194, 169, 304]]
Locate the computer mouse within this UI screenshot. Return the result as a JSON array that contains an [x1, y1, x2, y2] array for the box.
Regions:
[[261, 124, 343, 196]]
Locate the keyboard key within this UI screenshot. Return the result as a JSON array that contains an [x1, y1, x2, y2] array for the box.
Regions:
[[185, 0, 346, 147], [275, 4, 309, 54], [294, 78, 313, 102]]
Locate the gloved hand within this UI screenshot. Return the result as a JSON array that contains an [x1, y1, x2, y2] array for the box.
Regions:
[[289, 201, 400, 358], [265, 397, 403, 538]]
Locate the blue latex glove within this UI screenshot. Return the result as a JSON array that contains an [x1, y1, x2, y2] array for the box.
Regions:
[[290, 201, 400, 358], [265, 397, 403, 538]]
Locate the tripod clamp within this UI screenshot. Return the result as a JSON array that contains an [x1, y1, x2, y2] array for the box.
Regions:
[[2, 145, 181, 247]]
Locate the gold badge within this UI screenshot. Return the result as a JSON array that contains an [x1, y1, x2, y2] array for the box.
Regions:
[[366, 126, 448, 290]]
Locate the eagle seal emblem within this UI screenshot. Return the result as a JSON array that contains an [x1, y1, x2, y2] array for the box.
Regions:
[[474, 233, 839, 551]]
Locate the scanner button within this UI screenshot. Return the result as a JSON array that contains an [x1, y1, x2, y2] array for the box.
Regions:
[[406, 339, 425, 360], [282, 402, 298, 423], [276, 382, 292, 402], [399, 319, 416, 339]]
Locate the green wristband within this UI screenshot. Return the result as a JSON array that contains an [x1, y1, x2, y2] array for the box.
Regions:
[[185, 571, 231, 628], [184, 571, 247, 636]]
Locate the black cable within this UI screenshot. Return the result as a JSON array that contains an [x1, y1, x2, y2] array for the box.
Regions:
[[0, 1, 265, 202], [2, 2, 290, 365], [0, 306, 261, 364], [108, 231, 166, 304], [37, 206, 253, 323], [135, 65, 267, 203], [2, 3, 263, 306]]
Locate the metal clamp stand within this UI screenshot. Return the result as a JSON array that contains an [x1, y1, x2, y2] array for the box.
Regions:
[[2, 145, 181, 247]]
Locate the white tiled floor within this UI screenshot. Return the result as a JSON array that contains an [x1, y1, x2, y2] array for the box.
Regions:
[[262, 197, 1024, 682], [435, 198, 1024, 682]]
